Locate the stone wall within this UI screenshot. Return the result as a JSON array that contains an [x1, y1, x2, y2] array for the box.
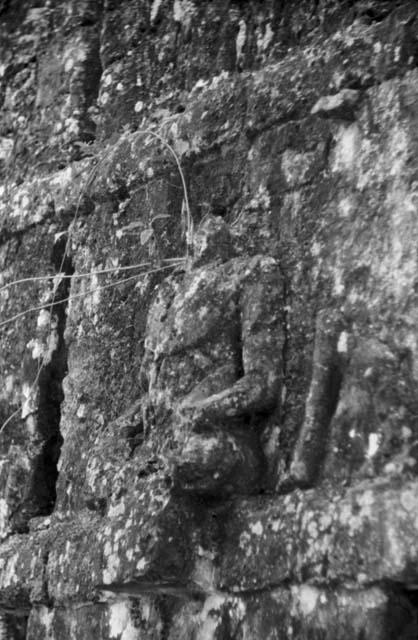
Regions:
[[1, 1, 418, 638]]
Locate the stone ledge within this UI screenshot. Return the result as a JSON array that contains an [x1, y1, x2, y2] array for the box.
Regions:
[[220, 477, 418, 591]]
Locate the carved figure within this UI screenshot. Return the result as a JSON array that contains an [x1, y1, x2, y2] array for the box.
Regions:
[[140, 216, 284, 496]]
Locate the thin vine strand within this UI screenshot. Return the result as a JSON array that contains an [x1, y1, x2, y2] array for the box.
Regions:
[[0, 260, 184, 434], [0, 261, 185, 332], [0, 258, 189, 296], [134, 129, 193, 253], [0, 124, 192, 435], [3, 157, 110, 436]]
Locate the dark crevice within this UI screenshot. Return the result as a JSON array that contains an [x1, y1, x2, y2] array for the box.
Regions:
[[9, 236, 73, 533], [235, 300, 245, 381], [403, 587, 418, 609], [383, 583, 418, 639], [79, 43, 103, 145], [32, 241, 74, 515], [280, 268, 290, 407], [40, 547, 52, 608], [67, 0, 104, 155], [99, 580, 205, 601], [0, 611, 28, 640]]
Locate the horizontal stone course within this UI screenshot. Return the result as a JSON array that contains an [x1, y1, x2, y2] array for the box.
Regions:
[[220, 478, 418, 591]]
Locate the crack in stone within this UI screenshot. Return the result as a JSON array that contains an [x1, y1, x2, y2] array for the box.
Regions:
[[9, 235, 74, 534]]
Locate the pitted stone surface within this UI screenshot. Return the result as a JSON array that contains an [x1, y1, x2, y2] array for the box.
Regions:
[[2, 2, 418, 639]]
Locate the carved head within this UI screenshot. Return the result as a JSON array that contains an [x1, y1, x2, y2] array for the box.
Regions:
[[191, 216, 234, 266]]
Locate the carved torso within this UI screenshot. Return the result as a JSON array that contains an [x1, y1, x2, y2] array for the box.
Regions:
[[141, 255, 282, 422]]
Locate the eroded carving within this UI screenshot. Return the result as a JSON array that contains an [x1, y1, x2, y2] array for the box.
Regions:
[[0, 248, 71, 537], [140, 216, 285, 496], [286, 310, 344, 488], [287, 311, 418, 489], [78, 216, 285, 592]]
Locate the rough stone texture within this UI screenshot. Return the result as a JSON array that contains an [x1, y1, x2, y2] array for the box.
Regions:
[[2, 1, 418, 638]]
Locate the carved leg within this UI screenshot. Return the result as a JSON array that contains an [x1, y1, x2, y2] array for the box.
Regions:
[[287, 309, 344, 488]]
